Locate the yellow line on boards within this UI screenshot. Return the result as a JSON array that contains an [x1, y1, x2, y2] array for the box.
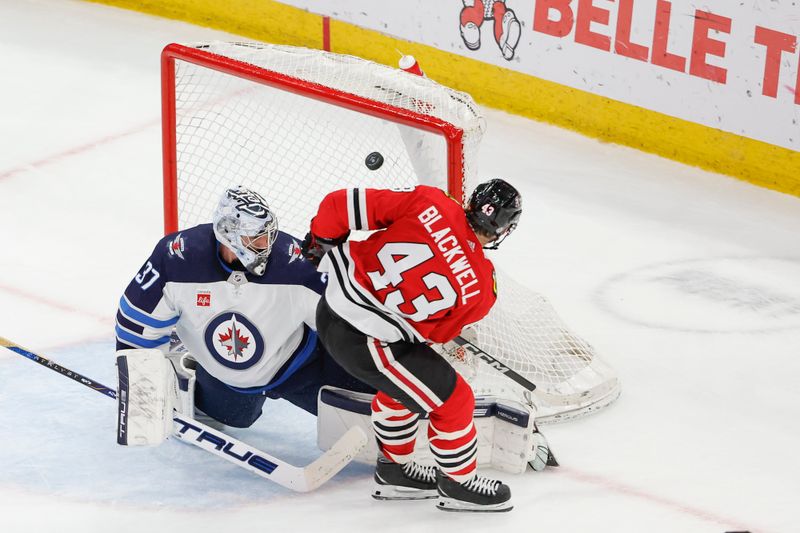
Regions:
[[85, 0, 800, 197]]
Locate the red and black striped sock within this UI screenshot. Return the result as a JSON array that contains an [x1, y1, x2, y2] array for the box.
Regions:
[[371, 392, 419, 463], [428, 374, 478, 483]]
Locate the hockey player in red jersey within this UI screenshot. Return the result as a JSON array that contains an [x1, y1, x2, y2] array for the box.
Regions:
[[302, 180, 522, 512]]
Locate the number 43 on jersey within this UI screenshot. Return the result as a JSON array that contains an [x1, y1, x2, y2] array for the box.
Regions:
[[367, 242, 457, 322]]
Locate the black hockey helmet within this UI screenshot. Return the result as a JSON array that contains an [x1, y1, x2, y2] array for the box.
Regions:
[[465, 179, 522, 249]]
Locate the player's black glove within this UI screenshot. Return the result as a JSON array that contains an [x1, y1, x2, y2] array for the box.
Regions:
[[301, 231, 349, 266]]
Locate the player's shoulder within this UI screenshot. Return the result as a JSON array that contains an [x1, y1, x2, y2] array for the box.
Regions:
[[404, 185, 465, 220], [413, 184, 452, 202], [154, 224, 217, 263], [268, 230, 307, 267], [147, 224, 223, 282], [252, 230, 326, 291], [413, 185, 464, 213]]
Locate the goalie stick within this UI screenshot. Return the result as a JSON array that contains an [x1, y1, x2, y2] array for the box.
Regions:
[[0, 336, 367, 492]]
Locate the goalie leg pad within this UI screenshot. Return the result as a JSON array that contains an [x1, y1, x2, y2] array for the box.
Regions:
[[489, 398, 537, 474], [317, 387, 556, 474], [317, 386, 377, 463], [490, 399, 561, 473], [116, 349, 178, 446]]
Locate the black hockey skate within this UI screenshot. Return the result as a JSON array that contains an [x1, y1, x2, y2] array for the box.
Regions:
[[372, 457, 438, 500], [435, 471, 512, 512]]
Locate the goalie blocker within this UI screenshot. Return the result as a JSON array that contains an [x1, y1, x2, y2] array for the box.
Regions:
[[116, 349, 197, 446], [317, 387, 558, 474]]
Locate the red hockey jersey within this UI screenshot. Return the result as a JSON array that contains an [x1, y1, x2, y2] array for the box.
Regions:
[[311, 185, 496, 344]]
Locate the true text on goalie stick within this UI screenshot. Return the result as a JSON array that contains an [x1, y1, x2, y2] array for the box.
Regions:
[[0, 336, 367, 492]]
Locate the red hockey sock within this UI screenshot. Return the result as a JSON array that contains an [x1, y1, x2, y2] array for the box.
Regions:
[[428, 374, 478, 483], [371, 392, 419, 463]]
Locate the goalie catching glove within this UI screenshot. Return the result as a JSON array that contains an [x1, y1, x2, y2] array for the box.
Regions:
[[300, 230, 349, 266]]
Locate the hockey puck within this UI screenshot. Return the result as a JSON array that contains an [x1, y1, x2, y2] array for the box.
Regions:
[[365, 151, 384, 170]]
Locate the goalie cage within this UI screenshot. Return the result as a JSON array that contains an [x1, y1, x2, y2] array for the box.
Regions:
[[161, 41, 620, 423]]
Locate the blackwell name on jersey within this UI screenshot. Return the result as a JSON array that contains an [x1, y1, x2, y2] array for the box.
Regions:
[[418, 205, 481, 305], [312, 185, 496, 345]]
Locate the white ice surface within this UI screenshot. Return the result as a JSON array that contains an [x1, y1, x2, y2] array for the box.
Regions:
[[1, 1, 799, 532]]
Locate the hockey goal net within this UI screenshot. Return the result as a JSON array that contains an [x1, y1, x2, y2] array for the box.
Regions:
[[161, 41, 619, 423]]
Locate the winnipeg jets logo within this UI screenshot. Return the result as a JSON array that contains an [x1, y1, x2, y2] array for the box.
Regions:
[[168, 234, 185, 259], [288, 240, 302, 264], [218, 319, 250, 360], [204, 312, 264, 369]]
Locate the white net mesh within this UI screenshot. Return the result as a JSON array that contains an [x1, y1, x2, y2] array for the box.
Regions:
[[171, 41, 484, 236], [462, 269, 620, 423], [165, 41, 619, 423]]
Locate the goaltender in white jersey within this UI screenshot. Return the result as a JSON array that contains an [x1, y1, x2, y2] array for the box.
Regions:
[[117, 225, 320, 389], [115, 187, 373, 443]]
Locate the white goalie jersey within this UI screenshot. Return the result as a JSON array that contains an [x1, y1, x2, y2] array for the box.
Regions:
[[115, 224, 326, 389]]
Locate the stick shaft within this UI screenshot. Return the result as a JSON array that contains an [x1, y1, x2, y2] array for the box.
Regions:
[[0, 336, 365, 492], [453, 335, 538, 392], [0, 337, 116, 398]]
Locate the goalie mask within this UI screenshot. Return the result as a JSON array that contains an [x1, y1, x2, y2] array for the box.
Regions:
[[465, 179, 522, 250], [213, 187, 278, 276]]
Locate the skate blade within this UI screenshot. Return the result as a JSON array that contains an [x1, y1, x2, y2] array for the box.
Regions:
[[372, 483, 438, 501], [436, 496, 513, 513]]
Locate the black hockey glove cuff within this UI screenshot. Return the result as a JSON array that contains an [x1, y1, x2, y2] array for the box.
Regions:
[[301, 231, 349, 266]]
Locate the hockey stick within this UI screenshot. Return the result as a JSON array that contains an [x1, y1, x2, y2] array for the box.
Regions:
[[451, 335, 537, 392], [0, 336, 367, 492], [450, 336, 559, 468]]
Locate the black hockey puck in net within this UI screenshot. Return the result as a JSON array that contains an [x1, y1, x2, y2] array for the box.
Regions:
[[365, 151, 384, 170]]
